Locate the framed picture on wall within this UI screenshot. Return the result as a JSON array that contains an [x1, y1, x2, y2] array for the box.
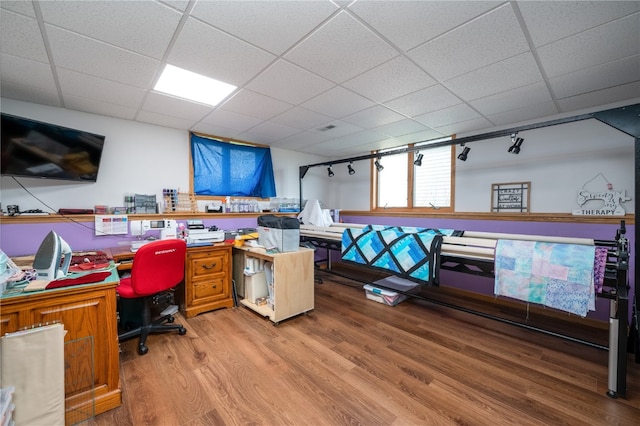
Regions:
[[491, 182, 530, 213]]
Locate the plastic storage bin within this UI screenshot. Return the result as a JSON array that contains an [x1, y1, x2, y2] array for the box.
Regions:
[[363, 276, 420, 306]]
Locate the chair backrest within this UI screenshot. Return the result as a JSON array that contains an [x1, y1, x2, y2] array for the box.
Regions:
[[129, 239, 187, 297]]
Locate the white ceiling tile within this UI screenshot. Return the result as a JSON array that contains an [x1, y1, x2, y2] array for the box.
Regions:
[[300, 86, 375, 118], [45, 25, 160, 88], [190, 122, 246, 140], [307, 120, 364, 139], [373, 119, 432, 138], [1, 9, 48, 62], [64, 94, 138, 121], [270, 107, 333, 130], [200, 109, 264, 134], [349, 1, 501, 51], [341, 105, 406, 129], [57, 68, 146, 109], [158, 1, 190, 13], [393, 129, 448, 145], [470, 82, 552, 116], [518, 1, 640, 47], [246, 60, 334, 105], [220, 90, 292, 121], [142, 92, 213, 121], [550, 55, 640, 100], [167, 17, 276, 87], [537, 13, 640, 78], [0, 53, 56, 91], [191, 1, 338, 55], [386, 85, 461, 117], [343, 56, 437, 103], [39, 1, 182, 58], [486, 101, 559, 126], [409, 3, 529, 81], [1, 1, 36, 17], [240, 121, 301, 141], [271, 131, 337, 150], [308, 130, 387, 152], [414, 104, 481, 129], [0, 80, 61, 107], [285, 11, 398, 83], [434, 117, 494, 136], [137, 110, 197, 130], [445, 53, 543, 101], [557, 82, 640, 113]]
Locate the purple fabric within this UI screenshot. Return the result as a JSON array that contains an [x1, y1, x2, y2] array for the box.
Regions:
[[593, 246, 608, 293]]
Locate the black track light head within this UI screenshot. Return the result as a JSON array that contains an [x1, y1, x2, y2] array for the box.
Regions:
[[327, 166, 334, 177], [348, 163, 355, 175], [457, 146, 470, 161], [508, 133, 524, 154], [375, 158, 384, 172], [414, 153, 423, 166]]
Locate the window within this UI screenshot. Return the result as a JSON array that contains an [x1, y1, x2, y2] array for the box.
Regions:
[[375, 138, 453, 211], [190, 133, 276, 197]]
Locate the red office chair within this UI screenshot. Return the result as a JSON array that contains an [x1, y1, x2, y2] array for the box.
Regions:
[[117, 239, 187, 355]]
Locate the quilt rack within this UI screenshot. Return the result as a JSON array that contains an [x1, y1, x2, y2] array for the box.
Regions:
[[300, 221, 631, 398]]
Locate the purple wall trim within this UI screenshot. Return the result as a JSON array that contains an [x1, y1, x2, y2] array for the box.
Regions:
[[0, 217, 259, 257], [341, 215, 634, 323]]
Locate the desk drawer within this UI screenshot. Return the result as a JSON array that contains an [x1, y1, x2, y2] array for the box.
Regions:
[[192, 275, 227, 301], [189, 251, 228, 277]]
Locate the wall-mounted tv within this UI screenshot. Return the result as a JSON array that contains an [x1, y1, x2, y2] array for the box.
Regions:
[[1, 113, 106, 182]]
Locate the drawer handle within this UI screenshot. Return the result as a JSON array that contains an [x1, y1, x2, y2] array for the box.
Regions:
[[203, 263, 217, 269], [212, 285, 217, 289]]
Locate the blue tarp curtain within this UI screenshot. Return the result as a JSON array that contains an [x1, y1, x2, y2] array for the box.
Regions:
[[191, 133, 276, 197]]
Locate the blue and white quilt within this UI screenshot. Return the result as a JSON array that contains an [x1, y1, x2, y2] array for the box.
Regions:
[[341, 225, 459, 286]]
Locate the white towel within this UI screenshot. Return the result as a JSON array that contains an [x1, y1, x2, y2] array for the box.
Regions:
[[298, 199, 333, 227]]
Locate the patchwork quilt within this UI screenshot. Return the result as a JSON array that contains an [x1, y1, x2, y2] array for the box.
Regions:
[[341, 225, 460, 286], [494, 240, 596, 317]]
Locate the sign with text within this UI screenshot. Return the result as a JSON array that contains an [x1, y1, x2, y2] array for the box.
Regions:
[[491, 182, 530, 213]]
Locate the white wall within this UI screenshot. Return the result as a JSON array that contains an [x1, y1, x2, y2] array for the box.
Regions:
[[455, 118, 635, 213], [0, 98, 331, 212], [2, 98, 636, 215]]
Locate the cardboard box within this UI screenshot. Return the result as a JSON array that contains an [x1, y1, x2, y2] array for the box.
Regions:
[[363, 276, 420, 306]]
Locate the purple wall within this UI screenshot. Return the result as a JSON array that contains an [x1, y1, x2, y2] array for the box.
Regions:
[[0, 217, 259, 256], [341, 215, 634, 323]]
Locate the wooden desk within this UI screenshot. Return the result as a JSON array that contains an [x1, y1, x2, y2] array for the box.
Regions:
[[0, 267, 122, 424], [110, 243, 234, 318]]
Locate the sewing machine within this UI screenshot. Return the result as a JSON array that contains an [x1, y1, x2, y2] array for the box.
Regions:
[[130, 219, 179, 251]]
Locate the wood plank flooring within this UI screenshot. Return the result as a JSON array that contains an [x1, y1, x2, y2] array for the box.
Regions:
[[88, 270, 640, 425]]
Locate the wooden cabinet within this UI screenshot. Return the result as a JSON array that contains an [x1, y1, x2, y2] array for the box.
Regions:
[[0, 279, 121, 425], [234, 247, 314, 324], [178, 244, 233, 318]]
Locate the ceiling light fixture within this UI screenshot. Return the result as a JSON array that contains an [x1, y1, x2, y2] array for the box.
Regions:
[[457, 144, 470, 161], [348, 162, 355, 175], [508, 133, 524, 154], [154, 64, 237, 107], [374, 158, 384, 172], [414, 152, 424, 166], [327, 166, 335, 177]]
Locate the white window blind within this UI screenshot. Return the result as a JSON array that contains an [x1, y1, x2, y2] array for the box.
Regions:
[[414, 145, 451, 207]]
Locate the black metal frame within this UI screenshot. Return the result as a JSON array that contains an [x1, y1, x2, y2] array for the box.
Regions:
[[298, 103, 639, 388], [304, 222, 630, 397]]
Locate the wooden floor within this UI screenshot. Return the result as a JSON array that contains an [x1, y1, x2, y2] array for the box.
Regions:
[[89, 270, 640, 425]]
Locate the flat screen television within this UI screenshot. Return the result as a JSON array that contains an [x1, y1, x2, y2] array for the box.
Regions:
[[1, 113, 106, 182]]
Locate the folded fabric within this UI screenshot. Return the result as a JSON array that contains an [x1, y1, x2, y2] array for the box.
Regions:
[[45, 271, 112, 290]]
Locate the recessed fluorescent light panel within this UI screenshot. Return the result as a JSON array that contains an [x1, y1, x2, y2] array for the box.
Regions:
[[154, 64, 237, 106]]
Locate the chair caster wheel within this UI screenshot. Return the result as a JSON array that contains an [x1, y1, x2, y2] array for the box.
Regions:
[[138, 344, 148, 355], [167, 316, 175, 323], [178, 327, 187, 335]]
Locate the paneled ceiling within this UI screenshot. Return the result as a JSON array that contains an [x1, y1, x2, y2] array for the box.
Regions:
[[1, 1, 639, 158]]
